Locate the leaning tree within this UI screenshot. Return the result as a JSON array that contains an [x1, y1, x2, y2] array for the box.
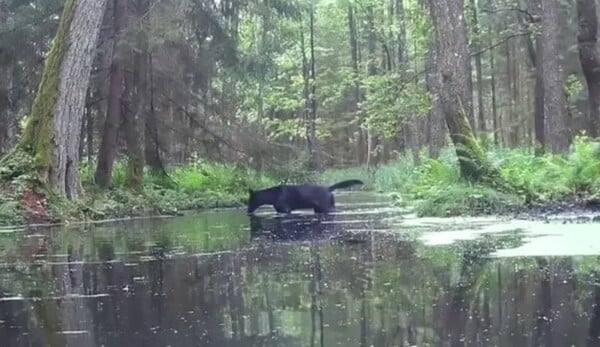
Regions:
[[6, 0, 108, 199]]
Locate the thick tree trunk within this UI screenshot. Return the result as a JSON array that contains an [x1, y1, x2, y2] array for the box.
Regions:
[[541, 0, 569, 151], [18, 0, 108, 199], [577, 0, 600, 138], [427, 0, 489, 181], [95, 0, 127, 188]]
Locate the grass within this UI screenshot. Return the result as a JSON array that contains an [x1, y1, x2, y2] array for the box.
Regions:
[[322, 135, 600, 217], [0, 158, 281, 226], [73, 159, 280, 220]]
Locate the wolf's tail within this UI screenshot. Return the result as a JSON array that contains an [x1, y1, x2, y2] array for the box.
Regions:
[[327, 179, 364, 191]]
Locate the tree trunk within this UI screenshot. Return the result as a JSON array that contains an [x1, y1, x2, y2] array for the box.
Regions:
[[490, 44, 499, 145], [308, 7, 320, 171], [0, 68, 13, 156], [425, 42, 447, 157], [541, 0, 569, 151], [348, 5, 364, 165], [366, 4, 377, 168], [123, 0, 148, 191], [577, 0, 600, 138], [144, 52, 167, 174], [427, 0, 489, 181], [534, 7, 546, 153], [0, 0, 12, 156], [86, 101, 94, 163], [470, 0, 486, 132], [18, 0, 108, 198], [95, 0, 127, 188]]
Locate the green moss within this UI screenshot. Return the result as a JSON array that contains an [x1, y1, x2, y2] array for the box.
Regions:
[[19, 0, 77, 181]]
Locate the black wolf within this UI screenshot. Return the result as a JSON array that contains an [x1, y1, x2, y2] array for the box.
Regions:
[[247, 179, 363, 214]]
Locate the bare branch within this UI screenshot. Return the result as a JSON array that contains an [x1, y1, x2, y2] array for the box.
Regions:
[[471, 31, 530, 57], [480, 6, 537, 23]]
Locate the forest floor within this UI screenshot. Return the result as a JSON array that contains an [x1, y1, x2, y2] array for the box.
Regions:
[[2, 136, 600, 227]]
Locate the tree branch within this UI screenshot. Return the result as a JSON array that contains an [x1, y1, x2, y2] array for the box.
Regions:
[[480, 6, 537, 23], [470, 31, 530, 57]]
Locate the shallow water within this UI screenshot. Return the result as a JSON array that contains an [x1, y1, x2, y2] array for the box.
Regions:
[[1, 191, 600, 346]]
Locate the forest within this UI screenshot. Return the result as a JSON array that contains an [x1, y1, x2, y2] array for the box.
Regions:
[[1, 0, 600, 226]]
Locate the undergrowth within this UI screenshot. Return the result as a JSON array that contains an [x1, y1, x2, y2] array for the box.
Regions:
[[323, 135, 600, 217], [74, 160, 279, 220], [2, 135, 600, 225], [0, 158, 280, 226]]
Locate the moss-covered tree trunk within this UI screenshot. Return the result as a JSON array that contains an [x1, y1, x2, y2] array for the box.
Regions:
[[427, 0, 489, 181], [18, 0, 108, 199]]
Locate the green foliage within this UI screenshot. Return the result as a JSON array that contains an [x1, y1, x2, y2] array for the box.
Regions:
[[75, 160, 280, 220], [362, 74, 432, 138], [325, 135, 600, 217], [0, 159, 279, 226]]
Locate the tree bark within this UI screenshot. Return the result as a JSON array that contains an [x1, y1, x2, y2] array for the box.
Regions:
[[0, 0, 12, 156], [308, 6, 320, 171], [95, 0, 127, 188], [18, 0, 108, 198], [534, 0, 545, 153], [489, 43, 499, 145], [577, 0, 600, 138], [470, 0, 486, 132], [0, 68, 13, 156], [541, 0, 569, 151], [123, 0, 148, 191], [427, 0, 489, 181], [144, 52, 167, 174]]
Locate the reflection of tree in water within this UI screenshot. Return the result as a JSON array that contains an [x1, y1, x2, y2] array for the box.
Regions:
[[3, 221, 600, 346]]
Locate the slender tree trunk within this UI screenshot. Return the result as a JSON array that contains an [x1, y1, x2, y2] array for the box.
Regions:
[[123, 0, 148, 191], [366, 4, 377, 168], [307, 7, 320, 171], [348, 5, 364, 165], [534, 8, 545, 153], [144, 53, 166, 173], [17, 0, 108, 198], [577, 0, 600, 138], [0, 68, 12, 156], [0, 1, 12, 156], [541, 0, 569, 151], [95, 0, 127, 188], [425, 44, 446, 157], [300, 16, 312, 167], [427, 0, 490, 181], [490, 46, 499, 145], [86, 103, 94, 162], [470, 0, 486, 132]]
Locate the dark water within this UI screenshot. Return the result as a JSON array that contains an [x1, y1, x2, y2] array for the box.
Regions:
[[1, 192, 600, 347]]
